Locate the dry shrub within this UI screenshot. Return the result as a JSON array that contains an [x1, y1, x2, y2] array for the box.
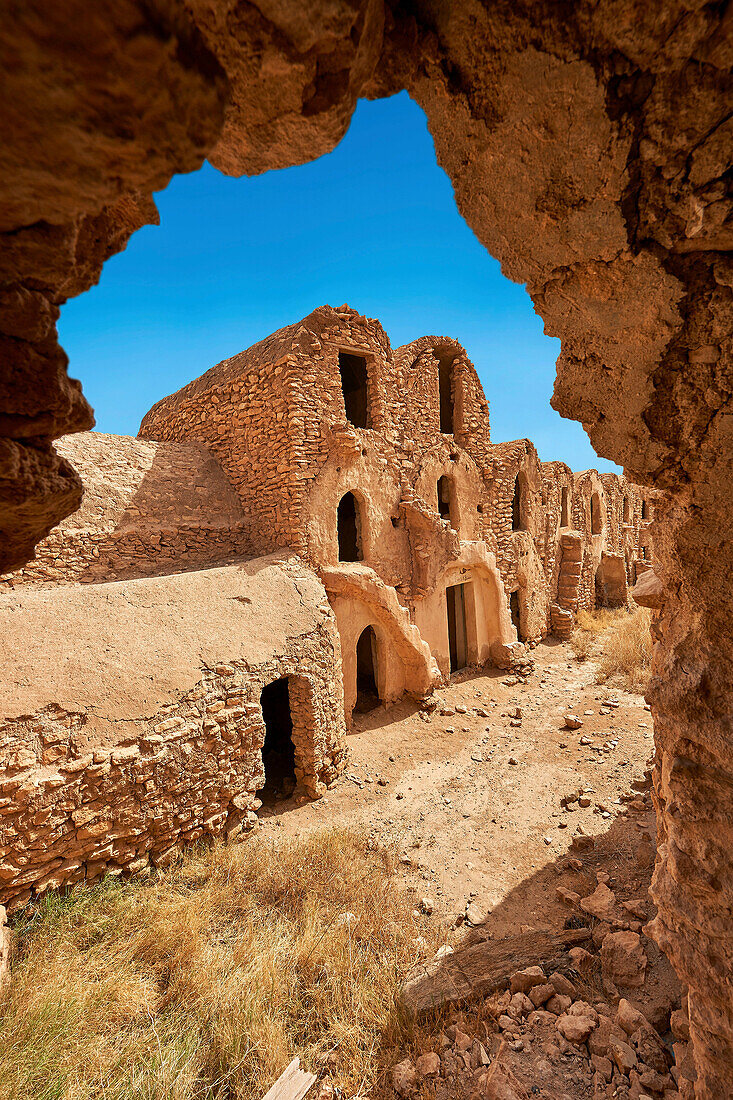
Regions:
[[570, 606, 653, 692], [569, 608, 624, 660], [595, 605, 653, 693], [0, 828, 435, 1100]]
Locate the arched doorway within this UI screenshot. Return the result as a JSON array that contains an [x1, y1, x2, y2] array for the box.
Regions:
[[355, 625, 380, 712], [337, 491, 362, 562], [510, 590, 522, 639], [259, 677, 296, 803]]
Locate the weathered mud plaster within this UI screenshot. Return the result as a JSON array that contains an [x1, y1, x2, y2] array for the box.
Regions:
[[0, 558, 346, 910], [1, 4, 731, 1093]]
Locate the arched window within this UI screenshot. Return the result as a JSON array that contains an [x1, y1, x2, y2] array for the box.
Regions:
[[339, 352, 370, 428], [337, 492, 362, 562], [355, 626, 380, 712], [590, 493, 602, 535], [437, 474, 453, 522], [512, 475, 527, 532], [561, 486, 569, 527]]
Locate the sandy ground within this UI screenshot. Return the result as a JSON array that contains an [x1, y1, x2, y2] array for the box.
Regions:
[[259, 639, 655, 926]]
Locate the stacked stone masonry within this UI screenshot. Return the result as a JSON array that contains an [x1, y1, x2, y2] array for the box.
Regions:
[[0, 561, 346, 914], [0, 305, 657, 918]]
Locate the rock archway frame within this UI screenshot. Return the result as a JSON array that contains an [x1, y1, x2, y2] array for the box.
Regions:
[[1, 4, 731, 1096]]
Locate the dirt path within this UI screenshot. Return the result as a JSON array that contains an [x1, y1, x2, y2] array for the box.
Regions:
[[259, 640, 654, 925]]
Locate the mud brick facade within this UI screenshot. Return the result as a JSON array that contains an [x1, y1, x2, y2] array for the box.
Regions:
[[0, 305, 657, 910]]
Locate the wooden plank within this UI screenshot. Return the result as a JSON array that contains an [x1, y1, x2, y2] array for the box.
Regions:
[[400, 927, 591, 1015], [261, 1057, 317, 1100]]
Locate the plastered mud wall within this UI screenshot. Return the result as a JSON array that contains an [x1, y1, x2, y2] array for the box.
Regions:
[[1, 4, 731, 1095]]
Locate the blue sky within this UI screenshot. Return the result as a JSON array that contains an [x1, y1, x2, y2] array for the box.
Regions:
[[59, 92, 618, 473]]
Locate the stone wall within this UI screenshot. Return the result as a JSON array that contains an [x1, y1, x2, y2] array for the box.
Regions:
[[136, 304, 658, 653], [0, 559, 346, 911], [1, 433, 253, 586]]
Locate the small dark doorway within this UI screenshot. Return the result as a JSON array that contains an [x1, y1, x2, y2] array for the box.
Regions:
[[259, 677, 296, 803], [355, 626, 380, 712], [561, 486, 569, 527], [510, 590, 521, 638], [591, 493, 602, 534], [339, 352, 370, 428], [439, 356, 454, 434], [623, 496, 630, 523], [437, 475, 452, 521], [337, 492, 362, 562], [641, 500, 648, 520], [446, 582, 469, 672]]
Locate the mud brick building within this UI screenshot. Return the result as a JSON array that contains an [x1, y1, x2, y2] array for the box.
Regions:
[[0, 304, 657, 910]]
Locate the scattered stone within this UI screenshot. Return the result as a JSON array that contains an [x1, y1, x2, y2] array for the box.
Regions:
[[510, 965, 546, 993], [617, 998, 649, 1035], [556, 1011, 596, 1043], [509, 991, 534, 1016], [549, 972, 577, 998], [610, 1039, 638, 1074], [528, 982, 556, 1007], [564, 715, 583, 729], [416, 1052, 441, 1077], [580, 882, 622, 923], [601, 930, 648, 988], [589, 1016, 629, 1058], [392, 1058, 417, 1095], [419, 897, 434, 915], [465, 901, 489, 925], [545, 993, 572, 1015]]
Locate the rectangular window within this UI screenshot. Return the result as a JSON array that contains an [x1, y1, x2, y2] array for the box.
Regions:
[[339, 352, 370, 428]]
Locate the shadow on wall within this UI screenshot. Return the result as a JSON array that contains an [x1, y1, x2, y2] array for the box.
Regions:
[[6, 437, 255, 586]]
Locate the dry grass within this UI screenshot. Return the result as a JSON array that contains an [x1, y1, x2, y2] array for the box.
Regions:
[[570, 605, 653, 693], [0, 828, 436, 1100]]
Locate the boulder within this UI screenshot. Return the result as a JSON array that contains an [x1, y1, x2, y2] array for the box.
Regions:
[[633, 569, 663, 610]]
